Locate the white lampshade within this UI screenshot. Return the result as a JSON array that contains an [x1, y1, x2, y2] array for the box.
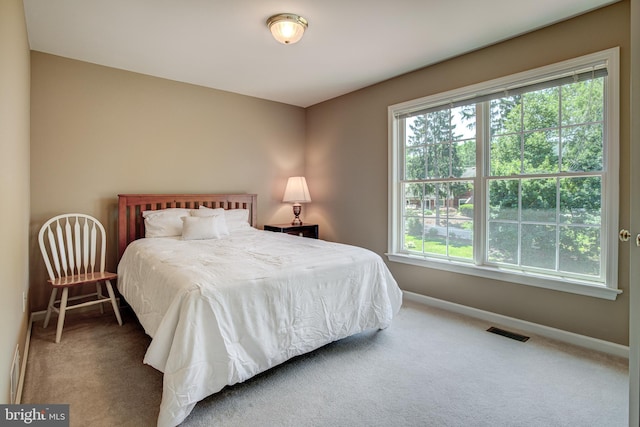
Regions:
[[267, 14, 308, 45], [283, 176, 311, 203]]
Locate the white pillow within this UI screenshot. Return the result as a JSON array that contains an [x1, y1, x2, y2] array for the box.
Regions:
[[191, 207, 229, 236], [181, 215, 225, 240], [190, 207, 224, 217], [142, 208, 191, 238], [223, 208, 251, 232]]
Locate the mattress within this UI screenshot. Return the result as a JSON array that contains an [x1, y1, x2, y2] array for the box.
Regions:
[[117, 227, 402, 427]]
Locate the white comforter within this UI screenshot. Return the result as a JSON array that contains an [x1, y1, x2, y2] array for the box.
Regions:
[[117, 227, 402, 427]]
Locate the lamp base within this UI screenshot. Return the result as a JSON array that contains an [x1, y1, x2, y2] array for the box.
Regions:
[[291, 204, 303, 226]]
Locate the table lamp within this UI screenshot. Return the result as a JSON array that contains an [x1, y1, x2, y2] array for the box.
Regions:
[[282, 176, 311, 225]]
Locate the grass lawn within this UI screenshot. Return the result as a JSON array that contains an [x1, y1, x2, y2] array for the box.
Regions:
[[404, 235, 473, 259]]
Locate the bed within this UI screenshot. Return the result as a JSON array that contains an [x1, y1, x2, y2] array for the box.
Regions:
[[116, 193, 403, 427]]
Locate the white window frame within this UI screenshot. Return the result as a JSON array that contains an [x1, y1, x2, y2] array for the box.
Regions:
[[387, 48, 620, 300]]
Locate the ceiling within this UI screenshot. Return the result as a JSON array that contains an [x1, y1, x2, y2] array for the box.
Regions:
[[23, 0, 619, 108]]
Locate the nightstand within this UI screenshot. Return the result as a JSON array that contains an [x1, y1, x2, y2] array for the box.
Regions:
[[264, 223, 319, 239]]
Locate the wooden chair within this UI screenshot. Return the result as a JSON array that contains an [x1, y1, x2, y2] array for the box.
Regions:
[[38, 213, 123, 343]]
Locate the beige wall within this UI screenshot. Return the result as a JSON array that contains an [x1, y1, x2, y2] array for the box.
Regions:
[[305, 1, 631, 344], [0, 0, 31, 403], [30, 52, 306, 311]]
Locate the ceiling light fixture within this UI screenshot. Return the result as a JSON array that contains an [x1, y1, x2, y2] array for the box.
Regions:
[[266, 13, 308, 45]]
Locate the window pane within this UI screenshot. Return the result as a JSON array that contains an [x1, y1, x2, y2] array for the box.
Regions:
[[424, 183, 448, 255], [521, 224, 556, 270], [561, 78, 604, 126], [490, 134, 521, 176], [521, 178, 557, 222], [452, 139, 476, 178], [423, 182, 447, 223], [488, 222, 518, 265], [402, 183, 424, 216], [406, 116, 425, 146], [426, 143, 451, 179], [425, 110, 453, 144], [448, 218, 473, 259], [491, 96, 521, 136], [404, 217, 424, 252], [405, 147, 425, 180], [452, 105, 476, 141], [561, 124, 603, 172], [451, 183, 474, 259], [489, 179, 519, 220], [523, 87, 559, 131], [559, 226, 601, 276], [451, 181, 474, 208], [403, 183, 427, 254], [523, 130, 559, 174], [559, 177, 601, 225]]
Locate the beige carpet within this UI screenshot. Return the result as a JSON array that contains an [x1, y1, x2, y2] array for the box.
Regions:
[[21, 300, 628, 427]]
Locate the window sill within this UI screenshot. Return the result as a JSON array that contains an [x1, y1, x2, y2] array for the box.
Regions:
[[386, 253, 622, 301]]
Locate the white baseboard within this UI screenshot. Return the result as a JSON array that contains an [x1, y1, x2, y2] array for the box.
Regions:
[[30, 310, 47, 323], [15, 314, 35, 404], [403, 291, 630, 359]]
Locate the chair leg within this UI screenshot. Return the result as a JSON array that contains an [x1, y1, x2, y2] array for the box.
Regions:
[[43, 288, 58, 329], [96, 283, 104, 314], [55, 288, 69, 343], [105, 280, 123, 326]]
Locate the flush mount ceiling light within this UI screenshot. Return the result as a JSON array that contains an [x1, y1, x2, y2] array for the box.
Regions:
[[266, 13, 308, 45]]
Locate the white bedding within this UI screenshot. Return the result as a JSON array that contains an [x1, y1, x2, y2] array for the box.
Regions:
[[117, 227, 402, 427]]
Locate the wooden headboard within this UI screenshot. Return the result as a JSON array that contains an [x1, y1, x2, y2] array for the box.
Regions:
[[117, 193, 257, 259]]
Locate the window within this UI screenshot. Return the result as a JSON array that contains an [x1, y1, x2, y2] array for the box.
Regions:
[[388, 48, 620, 300]]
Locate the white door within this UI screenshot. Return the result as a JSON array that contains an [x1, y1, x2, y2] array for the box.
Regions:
[[629, 1, 639, 425]]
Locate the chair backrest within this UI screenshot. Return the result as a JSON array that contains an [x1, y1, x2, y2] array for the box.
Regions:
[[38, 214, 108, 281]]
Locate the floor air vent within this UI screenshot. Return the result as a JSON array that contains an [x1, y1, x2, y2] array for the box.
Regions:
[[487, 327, 529, 342]]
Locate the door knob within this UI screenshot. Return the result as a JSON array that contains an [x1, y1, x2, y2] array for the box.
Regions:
[[620, 229, 631, 241]]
